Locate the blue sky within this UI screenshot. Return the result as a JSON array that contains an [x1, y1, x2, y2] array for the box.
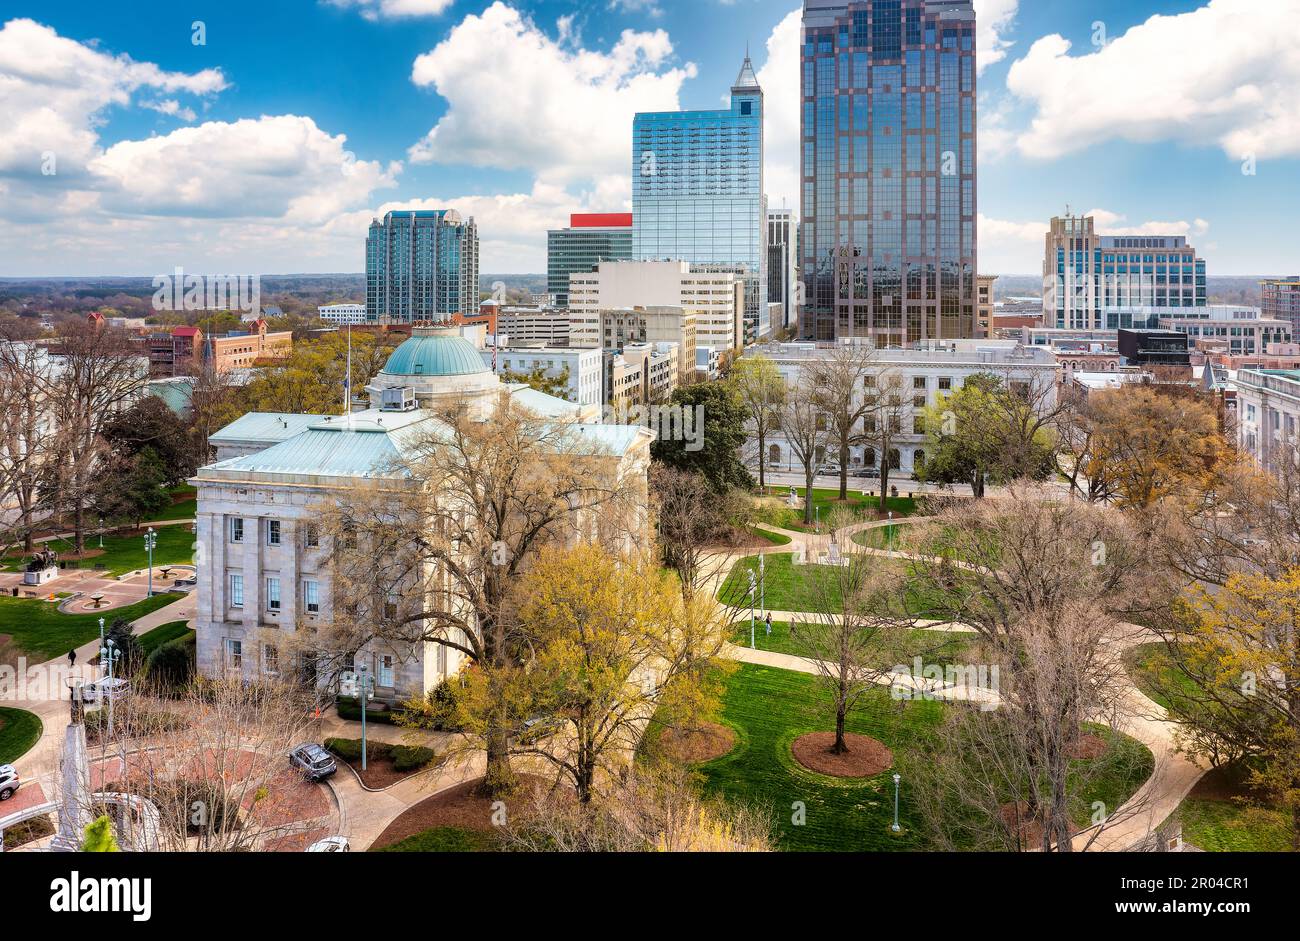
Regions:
[[1, 0, 1297, 276]]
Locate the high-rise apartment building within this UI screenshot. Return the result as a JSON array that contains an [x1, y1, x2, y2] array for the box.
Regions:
[[365, 209, 480, 323], [800, 0, 978, 343], [1043, 214, 1207, 330], [1262, 278, 1300, 335], [547, 213, 633, 307], [767, 209, 799, 333], [633, 57, 768, 341]]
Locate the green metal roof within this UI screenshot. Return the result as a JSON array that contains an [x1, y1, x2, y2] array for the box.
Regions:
[[382, 332, 489, 377]]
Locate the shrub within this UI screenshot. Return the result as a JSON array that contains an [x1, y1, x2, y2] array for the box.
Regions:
[[324, 737, 389, 763], [335, 696, 400, 725], [391, 744, 436, 772], [145, 633, 196, 690]]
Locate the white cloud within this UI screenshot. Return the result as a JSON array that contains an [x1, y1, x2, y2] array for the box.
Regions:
[[973, 0, 1018, 74], [324, 0, 454, 21], [1006, 0, 1300, 161], [979, 211, 1214, 274], [0, 17, 226, 178], [407, 1, 695, 186], [756, 7, 801, 215], [90, 115, 399, 222], [0, 19, 400, 275], [141, 99, 197, 122], [1084, 209, 1210, 240]]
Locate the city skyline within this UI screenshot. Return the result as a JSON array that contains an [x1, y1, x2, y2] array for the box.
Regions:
[[1, 0, 1298, 277]]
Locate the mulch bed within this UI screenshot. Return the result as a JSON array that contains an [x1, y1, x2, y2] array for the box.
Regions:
[[1066, 733, 1110, 760], [791, 731, 893, 778], [339, 753, 432, 790], [658, 722, 736, 765], [999, 800, 1048, 848], [369, 774, 551, 850]]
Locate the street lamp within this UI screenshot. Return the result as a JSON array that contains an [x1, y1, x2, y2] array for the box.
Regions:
[[758, 553, 765, 616], [99, 639, 120, 740], [747, 571, 757, 649], [891, 773, 902, 833], [143, 527, 157, 597], [98, 516, 104, 550], [98, 616, 105, 650], [357, 664, 374, 771]]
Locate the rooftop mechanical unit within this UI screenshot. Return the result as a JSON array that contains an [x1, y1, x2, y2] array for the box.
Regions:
[[380, 386, 417, 412]]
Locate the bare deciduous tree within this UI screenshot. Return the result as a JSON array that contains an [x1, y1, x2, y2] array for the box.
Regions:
[[313, 393, 646, 794], [903, 489, 1160, 851], [778, 374, 831, 526]]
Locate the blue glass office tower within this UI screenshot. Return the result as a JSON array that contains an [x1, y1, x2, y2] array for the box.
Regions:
[[366, 209, 480, 323], [633, 57, 768, 341], [800, 0, 977, 343]]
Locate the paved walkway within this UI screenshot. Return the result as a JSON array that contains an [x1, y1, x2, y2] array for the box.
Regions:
[[710, 513, 1207, 852]]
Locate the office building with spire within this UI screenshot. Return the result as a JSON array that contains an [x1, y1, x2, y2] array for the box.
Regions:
[[633, 54, 769, 341], [800, 0, 978, 343]]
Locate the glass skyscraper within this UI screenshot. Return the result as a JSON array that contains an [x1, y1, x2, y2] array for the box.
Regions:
[[366, 209, 479, 323], [547, 213, 633, 307], [800, 0, 977, 343], [633, 57, 769, 341]]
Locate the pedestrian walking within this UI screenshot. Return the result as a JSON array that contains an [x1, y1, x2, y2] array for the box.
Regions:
[[765, 612, 773, 637], [68, 648, 77, 667]]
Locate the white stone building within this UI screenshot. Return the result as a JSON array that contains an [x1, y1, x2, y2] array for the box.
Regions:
[[1233, 368, 1300, 472], [481, 344, 603, 411], [743, 339, 1059, 478], [192, 326, 653, 704]]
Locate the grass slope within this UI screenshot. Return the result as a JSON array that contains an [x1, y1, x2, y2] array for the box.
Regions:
[[0, 593, 182, 661], [0, 707, 43, 764]]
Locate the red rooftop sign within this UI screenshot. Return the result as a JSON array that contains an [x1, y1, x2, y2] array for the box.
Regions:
[[570, 213, 633, 228]]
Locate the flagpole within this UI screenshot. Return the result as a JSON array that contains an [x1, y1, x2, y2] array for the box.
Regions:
[[345, 323, 353, 427]]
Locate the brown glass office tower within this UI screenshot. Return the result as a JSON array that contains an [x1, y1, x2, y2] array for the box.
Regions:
[[800, 0, 977, 343]]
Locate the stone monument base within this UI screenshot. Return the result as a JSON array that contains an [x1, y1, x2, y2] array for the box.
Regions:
[[22, 566, 59, 586]]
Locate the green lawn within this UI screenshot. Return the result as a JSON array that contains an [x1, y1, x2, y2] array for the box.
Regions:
[[689, 663, 945, 851], [718, 553, 952, 617], [0, 706, 43, 764], [852, 523, 908, 550], [0, 593, 183, 661], [731, 619, 975, 667], [1180, 798, 1293, 852], [682, 664, 1153, 851], [137, 620, 193, 657], [371, 827, 498, 852], [27, 524, 194, 577], [747, 526, 792, 546], [1125, 642, 1201, 711], [753, 488, 918, 533]]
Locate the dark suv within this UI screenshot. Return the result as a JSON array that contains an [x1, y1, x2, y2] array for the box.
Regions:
[[288, 744, 337, 782]]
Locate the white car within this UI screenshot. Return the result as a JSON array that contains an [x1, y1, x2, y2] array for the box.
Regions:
[[0, 764, 19, 801], [306, 836, 350, 853], [82, 677, 130, 704]]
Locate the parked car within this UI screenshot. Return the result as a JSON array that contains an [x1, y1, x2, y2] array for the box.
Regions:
[[81, 677, 130, 704], [288, 743, 338, 782], [0, 764, 19, 801], [306, 836, 350, 853]]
